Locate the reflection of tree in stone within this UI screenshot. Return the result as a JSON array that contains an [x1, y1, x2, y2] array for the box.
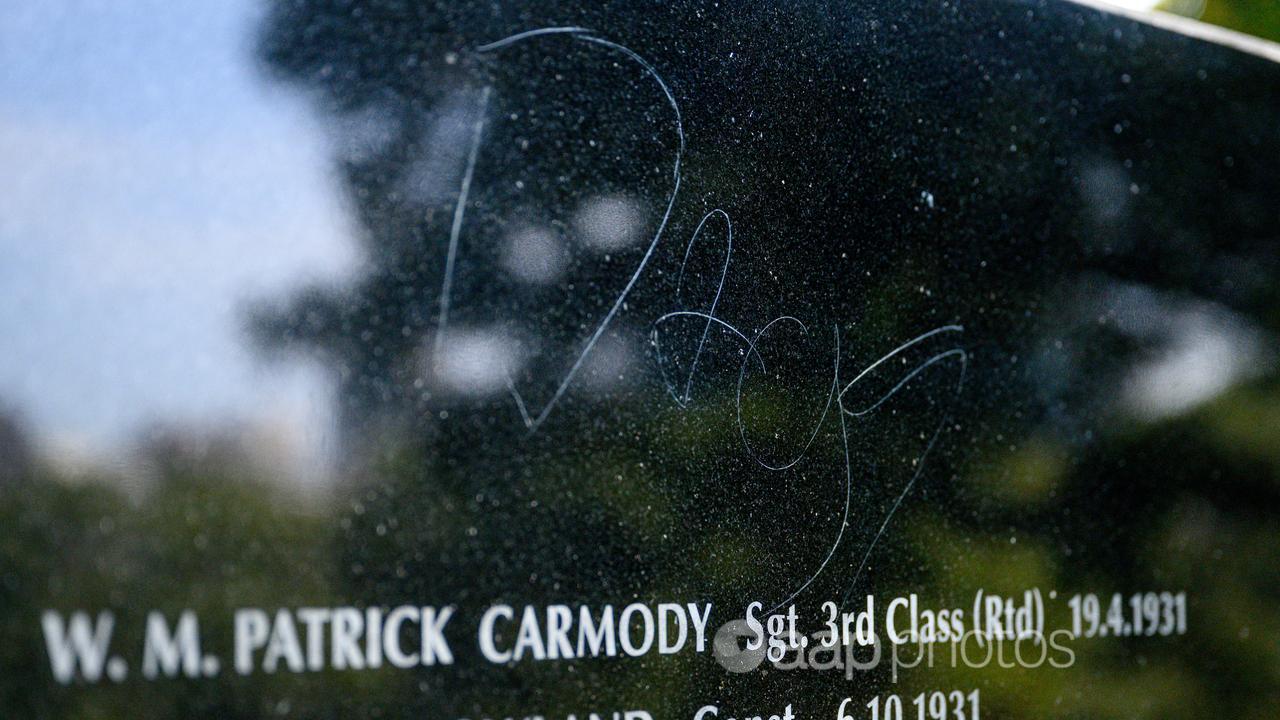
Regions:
[[249, 9, 684, 454], [0, 413, 365, 718], [245, 3, 988, 713]]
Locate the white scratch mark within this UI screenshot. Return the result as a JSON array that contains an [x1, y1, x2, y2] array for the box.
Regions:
[[475, 26, 594, 53], [735, 317, 838, 472], [764, 327, 847, 614], [433, 86, 492, 362], [476, 29, 685, 432]]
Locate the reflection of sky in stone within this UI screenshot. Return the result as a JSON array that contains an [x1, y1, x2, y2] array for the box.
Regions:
[[0, 1, 354, 479]]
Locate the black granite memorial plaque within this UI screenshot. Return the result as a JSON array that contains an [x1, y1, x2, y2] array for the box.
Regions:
[[2, 0, 1279, 717]]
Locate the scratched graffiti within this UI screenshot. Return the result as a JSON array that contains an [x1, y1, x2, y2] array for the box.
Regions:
[[412, 28, 971, 612]]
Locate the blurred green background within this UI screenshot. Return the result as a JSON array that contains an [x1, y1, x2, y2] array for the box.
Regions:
[[1192, 0, 1280, 42]]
